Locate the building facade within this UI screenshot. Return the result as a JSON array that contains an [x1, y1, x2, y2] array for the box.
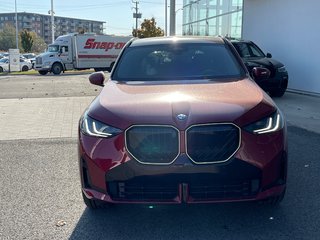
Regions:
[[182, 0, 242, 38], [242, 0, 320, 94], [0, 12, 104, 44]]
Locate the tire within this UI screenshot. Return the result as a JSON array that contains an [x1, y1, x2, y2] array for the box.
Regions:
[[270, 88, 286, 98], [52, 63, 63, 75], [0, 67, 3, 73], [38, 70, 48, 75], [268, 188, 286, 206], [82, 191, 101, 209], [22, 65, 29, 72]]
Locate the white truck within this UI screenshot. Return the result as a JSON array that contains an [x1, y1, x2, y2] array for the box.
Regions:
[[34, 33, 131, 75]]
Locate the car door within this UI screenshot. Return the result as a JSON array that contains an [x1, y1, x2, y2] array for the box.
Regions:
[[59, 45, 72, 64]]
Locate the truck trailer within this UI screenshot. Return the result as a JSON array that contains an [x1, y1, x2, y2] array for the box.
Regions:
[[34, 33, 131, 75]]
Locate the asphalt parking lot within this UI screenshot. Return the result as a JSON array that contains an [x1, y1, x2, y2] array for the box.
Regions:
[[0, 73, 319, 240]]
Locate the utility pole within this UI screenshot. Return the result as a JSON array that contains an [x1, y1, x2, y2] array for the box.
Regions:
[[50, 0, 55, 43], [169, 0, 175, 36], [15, 0, 18, 49], [132, 1, 141, 37]]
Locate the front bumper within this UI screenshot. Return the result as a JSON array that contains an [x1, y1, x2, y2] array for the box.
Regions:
[[79, 128, 287, 204], [258, 71, 288, 92], [34, 65, 51, 71]]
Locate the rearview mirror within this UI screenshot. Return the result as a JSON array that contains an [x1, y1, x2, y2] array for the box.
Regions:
[[252, 67, 270, 81], [266, 53, 272, 58], [89, 71, 105, 86]]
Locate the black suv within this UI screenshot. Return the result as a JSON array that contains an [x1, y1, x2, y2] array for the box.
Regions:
[[231, 40, 288, 97]]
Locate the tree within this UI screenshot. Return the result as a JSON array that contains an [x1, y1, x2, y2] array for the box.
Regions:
[[132, 17, 164, 38], [30, 32, 47, 53], [78, 28, 86, 34], [20, 29, 34, 53], [0, 23, 18, 51]]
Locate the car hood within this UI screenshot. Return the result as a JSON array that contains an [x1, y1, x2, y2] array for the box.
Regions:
[[244, 57, 283, 69], [88, 78, 276, 130], [37, 52, 58, 58]]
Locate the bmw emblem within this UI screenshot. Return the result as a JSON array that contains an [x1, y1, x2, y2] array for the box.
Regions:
[[177, 114, 187, 121]]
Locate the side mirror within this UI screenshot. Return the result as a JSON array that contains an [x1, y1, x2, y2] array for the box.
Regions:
[[266, 53, 272, 58], [252, 67, 270, 81], [89, 71, 105, 86]]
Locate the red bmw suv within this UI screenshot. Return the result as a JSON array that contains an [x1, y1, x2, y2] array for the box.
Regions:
[[78, 37, 287, 208]]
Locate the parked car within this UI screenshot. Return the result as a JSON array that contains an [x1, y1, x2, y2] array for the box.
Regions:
[[22, 53, 36, 68], [79, 37, 287, 209], [0, 52, 9, 59], [0, 57, 32, 72], [22, 53, 36, 59], [231, 39, 288, 97]]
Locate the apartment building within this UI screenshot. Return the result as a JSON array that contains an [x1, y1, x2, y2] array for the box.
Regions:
[[0, 12, 104, 44]]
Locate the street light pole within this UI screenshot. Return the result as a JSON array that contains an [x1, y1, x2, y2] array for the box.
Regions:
[[51, 0, 54, 43], [169, 0, 175, 36], [165, 0, 167, 36], [15, 0, 18, 49], [135, 1, 138, 34]]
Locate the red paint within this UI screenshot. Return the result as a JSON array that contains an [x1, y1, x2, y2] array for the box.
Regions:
[[84, 38, 126, 51], [78, 37, 287, 205]]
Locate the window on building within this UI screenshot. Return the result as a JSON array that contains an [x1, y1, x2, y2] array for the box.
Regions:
[[182, 0, 242, 38], [209, 0, 217, 5]]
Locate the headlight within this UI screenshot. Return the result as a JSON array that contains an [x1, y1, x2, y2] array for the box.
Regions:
[[278, 66, 287, 73], [80, 112, 122, 138], [244, 111, 284, 134]]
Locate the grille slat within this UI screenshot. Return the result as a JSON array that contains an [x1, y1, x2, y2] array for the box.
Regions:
[[126, 125, 179, 164], [106, 163, 261, 202], [186, 124, 240, 164], [125, 123, 240, 165], [189, 180, 255, 200], [35, 57, 42, 65], [108, 182, 179, 201]]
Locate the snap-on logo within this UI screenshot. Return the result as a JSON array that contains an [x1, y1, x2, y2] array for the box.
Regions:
[[84, 38, 126, 52]]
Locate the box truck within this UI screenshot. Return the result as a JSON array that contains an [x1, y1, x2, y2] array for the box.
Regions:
[[34, 33, 132, 75]]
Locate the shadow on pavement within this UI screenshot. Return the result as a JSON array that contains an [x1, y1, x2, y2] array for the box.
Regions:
[[70, 202, 288, 240]]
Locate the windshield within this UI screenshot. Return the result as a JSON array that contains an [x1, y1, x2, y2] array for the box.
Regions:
[[113, 43, 245, 81], [233, 42, 265, 58], [47, 45, 59, 53], [0, 58, 8, 63]]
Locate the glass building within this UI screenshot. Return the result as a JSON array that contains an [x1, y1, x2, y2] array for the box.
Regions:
[[182, 0, 243, 38]]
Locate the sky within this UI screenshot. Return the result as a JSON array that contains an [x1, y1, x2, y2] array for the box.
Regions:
[[1, 0, 183, 36]]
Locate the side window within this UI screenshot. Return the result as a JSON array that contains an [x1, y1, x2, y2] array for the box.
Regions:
[[249, 45, 261, 57], [61, 46, 69, 53], [236, 43, 251, 58]]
